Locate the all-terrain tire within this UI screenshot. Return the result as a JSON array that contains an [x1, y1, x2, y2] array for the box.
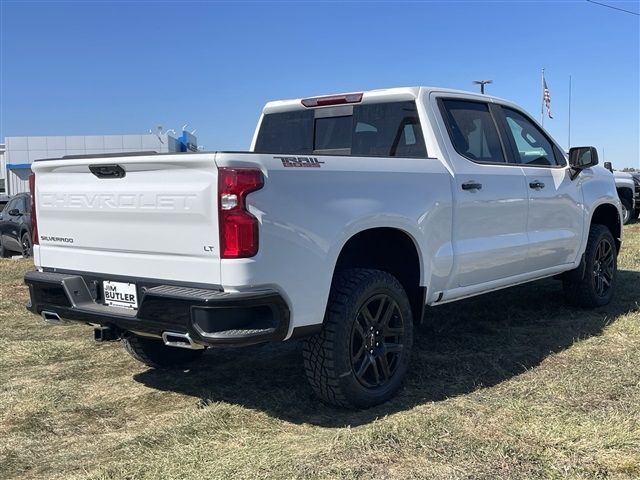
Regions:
[[563, 224, 617, 308], [123, 334, 205, 368], [303, 268, 414, 409]]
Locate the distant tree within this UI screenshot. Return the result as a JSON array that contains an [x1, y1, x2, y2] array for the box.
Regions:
[[622, 167, 637, 172]]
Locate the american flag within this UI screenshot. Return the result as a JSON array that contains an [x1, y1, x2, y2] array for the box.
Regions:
[[543, 77, 553, 119]]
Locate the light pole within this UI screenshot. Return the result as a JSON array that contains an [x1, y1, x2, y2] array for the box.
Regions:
[[473, 80, 493, 94]]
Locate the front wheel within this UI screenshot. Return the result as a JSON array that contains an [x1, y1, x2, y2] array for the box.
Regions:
[[303, 269, 414, 408], [563, 224, 617, 307]]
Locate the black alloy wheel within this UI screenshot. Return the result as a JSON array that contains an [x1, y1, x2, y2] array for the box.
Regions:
[[303, 268, 414, 408], [563, 224, 617, 308], [350, 294, 405, 389], [592, 236, 615, 298]]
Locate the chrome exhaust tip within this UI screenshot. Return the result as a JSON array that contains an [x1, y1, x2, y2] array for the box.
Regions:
[[161, 331, 205, 350], [41, 311, 66, 325]]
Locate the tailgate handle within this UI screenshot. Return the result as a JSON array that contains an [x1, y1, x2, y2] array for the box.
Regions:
[[89, 164, 126, 179]]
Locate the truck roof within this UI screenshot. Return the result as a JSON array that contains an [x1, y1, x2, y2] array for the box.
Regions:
[[262, 86, 513, 114]]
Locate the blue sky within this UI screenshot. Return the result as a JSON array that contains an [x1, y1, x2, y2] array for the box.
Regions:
[[1, 0, 638, 168]]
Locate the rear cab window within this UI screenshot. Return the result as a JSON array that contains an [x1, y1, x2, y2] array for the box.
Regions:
[[254, 101, 427, 158]]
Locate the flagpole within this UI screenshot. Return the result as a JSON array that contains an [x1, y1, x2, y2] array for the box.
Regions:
[[541, 68, 545, 127], [568, 75, 572, 150]]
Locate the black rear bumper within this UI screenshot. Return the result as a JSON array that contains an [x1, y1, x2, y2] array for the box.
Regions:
[[25, 270, 290, 347]]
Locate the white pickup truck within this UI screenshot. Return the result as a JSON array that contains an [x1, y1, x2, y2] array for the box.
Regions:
[[25, 87, 622, 408]]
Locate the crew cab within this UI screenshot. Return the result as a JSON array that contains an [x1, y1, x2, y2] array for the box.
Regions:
[[24, 87, 622, 408]]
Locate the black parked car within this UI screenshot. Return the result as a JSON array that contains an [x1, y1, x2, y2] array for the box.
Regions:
[[0, 193, 33, 257]]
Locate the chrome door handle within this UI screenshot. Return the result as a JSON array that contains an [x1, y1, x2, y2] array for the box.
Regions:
[[529, 181, 545, 190], [461, 182, 482, 191]]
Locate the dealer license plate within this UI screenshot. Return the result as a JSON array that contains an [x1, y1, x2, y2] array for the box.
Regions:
[[103, 281, 138, 310]]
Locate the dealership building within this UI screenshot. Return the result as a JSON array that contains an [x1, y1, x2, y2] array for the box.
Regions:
[[1, 130, 197, 196]]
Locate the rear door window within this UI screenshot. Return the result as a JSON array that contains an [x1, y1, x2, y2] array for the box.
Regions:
[[254, 101, 427, 158], [439, 100, 506, 163]]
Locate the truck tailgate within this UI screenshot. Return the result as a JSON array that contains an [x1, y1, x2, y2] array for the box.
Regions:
[[31, 153, 221, 285]]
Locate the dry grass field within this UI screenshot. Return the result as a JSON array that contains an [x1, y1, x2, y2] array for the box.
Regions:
[[1, 224, 639, 479]]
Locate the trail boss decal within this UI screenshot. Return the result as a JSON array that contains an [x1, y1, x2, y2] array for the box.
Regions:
[[275, 156, 325, 168]]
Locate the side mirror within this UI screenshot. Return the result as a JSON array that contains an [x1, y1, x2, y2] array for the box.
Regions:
[[569, 146, 598, 169], [603, 161, 613, 173], [568, 146, 599, 179], [8, 208, 22, 217]]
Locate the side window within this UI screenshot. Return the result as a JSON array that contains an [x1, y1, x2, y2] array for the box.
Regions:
[[440, 100, 505, 163], [502, 108, 560, 166]]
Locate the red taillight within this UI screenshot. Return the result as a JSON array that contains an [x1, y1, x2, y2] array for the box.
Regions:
[[218, 168, 264, 258], [28, 174, 39, 245], [301, 93, 363, 108]]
